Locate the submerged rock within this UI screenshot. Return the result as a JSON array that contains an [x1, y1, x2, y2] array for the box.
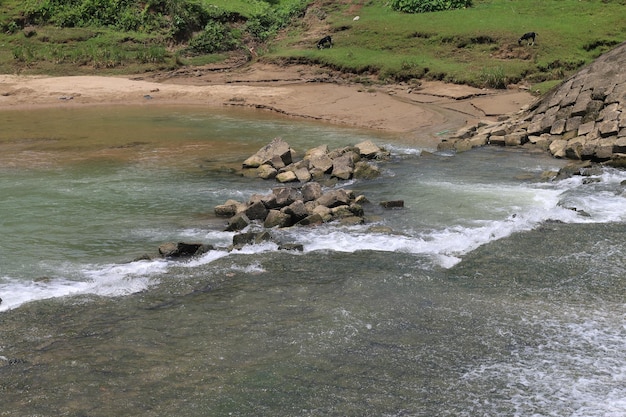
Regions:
[[380, 200, 405, 209]]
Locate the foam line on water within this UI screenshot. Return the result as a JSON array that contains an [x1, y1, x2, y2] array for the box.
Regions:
[[2, 166, 624, 311], [0, 243, 283, 312], [0, 259, 169, 312], [276, 200, 581, 268]]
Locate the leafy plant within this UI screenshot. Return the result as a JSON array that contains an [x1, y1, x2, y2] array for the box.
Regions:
[[246, 0, 308, 41], [12, 45, 35, 63], [188, 21, 240, 54], [389, 0, 473, 13]]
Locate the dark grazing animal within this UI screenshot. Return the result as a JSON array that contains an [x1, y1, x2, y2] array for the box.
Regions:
[[317, 35, 333, 49], [518, 32, 537, 46]]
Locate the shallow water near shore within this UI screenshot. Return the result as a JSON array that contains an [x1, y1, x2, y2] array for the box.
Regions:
[[1, 106, 625, 416]]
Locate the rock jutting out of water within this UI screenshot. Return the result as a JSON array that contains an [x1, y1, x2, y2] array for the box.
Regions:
[[218, 186, 367, 232]]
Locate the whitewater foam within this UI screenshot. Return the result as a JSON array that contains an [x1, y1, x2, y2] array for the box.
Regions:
[[2, 159, 625, 312], [0, 259, 169, 312], [0, 244, 278, 312]]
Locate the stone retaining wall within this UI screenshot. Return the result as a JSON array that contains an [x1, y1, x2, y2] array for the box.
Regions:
[[439, 41, 626, 167]]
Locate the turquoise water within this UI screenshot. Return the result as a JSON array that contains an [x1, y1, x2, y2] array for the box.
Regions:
[[0, 106, 625, 416]]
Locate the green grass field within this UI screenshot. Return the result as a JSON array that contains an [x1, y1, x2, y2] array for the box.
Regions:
[[269, 0, 626, 90], [1, 0, 625, 92]]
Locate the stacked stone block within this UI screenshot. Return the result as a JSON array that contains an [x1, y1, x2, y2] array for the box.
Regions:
[[438, 41, 626, 166]]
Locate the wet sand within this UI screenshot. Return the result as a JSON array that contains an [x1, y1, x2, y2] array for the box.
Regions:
[[0, 63, 535, 145]]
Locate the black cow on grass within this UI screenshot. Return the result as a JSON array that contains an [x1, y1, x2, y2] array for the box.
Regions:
[[518, 32, 537, 46], [317, 35, 333, 49]]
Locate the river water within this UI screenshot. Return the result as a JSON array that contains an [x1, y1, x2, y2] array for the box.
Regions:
[[0, 106, 624, 416]]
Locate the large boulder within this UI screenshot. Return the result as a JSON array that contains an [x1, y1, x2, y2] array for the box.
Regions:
[[264, 209, 293, 228], [316, 189, 351, 208], [256, 164, 277, 179], [245, 200, 269, 221], [226, 212, 250, 231], [355, 140, 383, 158], [232, 231, 272, 247], [309, 154, 334, 174], [353, 161, 381, 179], [214, 199, 246, 217], [296, 213, 324, 226], [301, 182, 322, 202], [304, 144, 329, 159], [276, 170, 298, 183], [331, 152, 358, 180], [282, 200, 309, 222], [242, 137, 294, 168], [273, 186, 301, 206]]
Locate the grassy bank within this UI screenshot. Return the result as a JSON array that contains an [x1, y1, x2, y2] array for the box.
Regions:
[[270, 0, 626, 91], [1, 0, 625, 91]]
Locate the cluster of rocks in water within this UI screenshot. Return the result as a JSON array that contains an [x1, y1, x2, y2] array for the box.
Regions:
[[241, 137, 389, 183], [152, 137, 403, 259], [439, 41, 626, 168], [215, 137, 393, 231]]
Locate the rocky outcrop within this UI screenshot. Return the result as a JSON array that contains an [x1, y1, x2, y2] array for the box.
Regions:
[[439, 41, 626, 167], [242, 137, 389, 182]]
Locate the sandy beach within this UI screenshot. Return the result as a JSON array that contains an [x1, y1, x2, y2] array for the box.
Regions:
[[0, 63, 535, 143]]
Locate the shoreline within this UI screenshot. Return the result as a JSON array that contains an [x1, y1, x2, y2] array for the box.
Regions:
[[0, 63, 535, 145]]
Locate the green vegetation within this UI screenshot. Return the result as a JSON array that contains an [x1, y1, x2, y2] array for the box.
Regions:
[[389, 0, 472, 14], [1, 0, 625, 91], [270, 0, 626, 90], [0, 0, 308, 74]]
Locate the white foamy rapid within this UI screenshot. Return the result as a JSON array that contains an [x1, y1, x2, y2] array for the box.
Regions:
[[0, 259, 165, 312], [276, 170, 626, 269], [2, 162, 626, 312], [0, 236, 278, 312]]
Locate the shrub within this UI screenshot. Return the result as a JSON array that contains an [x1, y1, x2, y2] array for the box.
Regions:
[[187, 21, 240, 54], [389, 0, 472, 13], [144, 0, 210, 41], [246, 0, 308, 41]]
